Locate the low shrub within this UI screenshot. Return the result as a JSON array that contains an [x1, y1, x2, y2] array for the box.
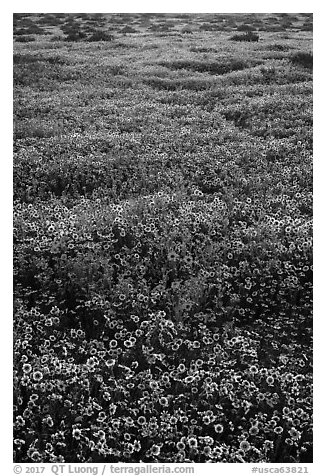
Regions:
[[148, 24, 172, 32], [199, 23, 220, 31], [120, 26, 138, 34], [14, 35, 36, 43], [230, 31, 259, 42], [51, 35, 64, 42], [290, 52, 313, 70], [157, 59, 254, 75], [14, 24, 49, 36], [86, 30, 114, 42], [302, 22, 313, 32], [237, 24, 255, 32], [38, 15, 64, 26], [13, 54, 67, 66], [64, 31, 87, 42], [181, 27, 193, 34], [265, 43, 291, 52]]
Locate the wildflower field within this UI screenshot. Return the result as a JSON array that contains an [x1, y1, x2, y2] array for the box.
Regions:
[[13, 13, 313, 463]]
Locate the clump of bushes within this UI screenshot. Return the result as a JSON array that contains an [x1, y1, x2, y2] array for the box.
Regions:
[[61, 20, 87, 41], [13, 54, 66, 66], [199, 22, 220, 31], [266, 43, 291, 52], [14, 35, 36, 43], [64, 31, 87, 42], [13, 54, 39, 65], [148, 24, 172, 32], [230, 31, 259, 42], [158, 58, 260, 75], [237, 24, 255, 32], [290, 52, 313, 70], [51, 35, 64, 42], [62, 26, 113, 42], [181, 26, 193, 34], [14, 25, 48, 36], [38, 14, 64, 26], [120, 26, 138, 34], [86, 30, 114, 42], [302, 22, 313, 32], [87, 14, 107, 26]]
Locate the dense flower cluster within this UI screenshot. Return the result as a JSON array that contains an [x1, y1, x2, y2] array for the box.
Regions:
[[14, 14, 312, 463]]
